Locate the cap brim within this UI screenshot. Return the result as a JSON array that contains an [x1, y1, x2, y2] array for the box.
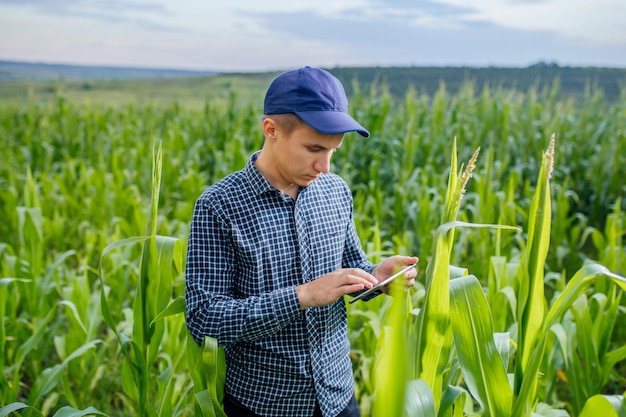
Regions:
[[296, 110, 370, 138]]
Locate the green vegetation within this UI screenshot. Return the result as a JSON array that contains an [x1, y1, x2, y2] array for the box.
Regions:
[[2, 63, 626, 106], [0, 74, 625, 416], [0, 73, 274, 109], [331, 65, 626, 102]]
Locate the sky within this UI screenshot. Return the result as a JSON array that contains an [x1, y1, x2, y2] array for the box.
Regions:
[[1, 0, 625, 72]]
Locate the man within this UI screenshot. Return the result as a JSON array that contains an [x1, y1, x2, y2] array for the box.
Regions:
[[185, 66, 418, 417]]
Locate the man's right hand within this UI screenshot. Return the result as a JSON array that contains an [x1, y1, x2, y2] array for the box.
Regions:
[[295, 268, 378, 309]]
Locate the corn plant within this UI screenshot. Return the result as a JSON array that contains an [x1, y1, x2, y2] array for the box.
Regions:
[[0, 171, 106, 415], [368, 134, 626, 417], [97, 141, 227, 417], [369, 138, 519, 416], [98, 142, 189, 416]]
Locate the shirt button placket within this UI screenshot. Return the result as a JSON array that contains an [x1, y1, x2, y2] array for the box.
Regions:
[[295, 198, 326, 412]]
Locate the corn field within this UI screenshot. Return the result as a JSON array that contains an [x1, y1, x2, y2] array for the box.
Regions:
[[1, 81, 625, 417]]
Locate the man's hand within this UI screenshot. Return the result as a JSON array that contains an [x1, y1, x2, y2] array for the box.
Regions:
[[371, 255, 419, 294], [296, 268, 378, 309]]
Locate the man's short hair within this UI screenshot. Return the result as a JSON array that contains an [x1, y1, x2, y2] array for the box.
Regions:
[[263, 113, 304, 136]]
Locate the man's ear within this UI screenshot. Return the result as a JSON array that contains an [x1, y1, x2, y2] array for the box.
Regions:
[[263, 117, 278, 141]]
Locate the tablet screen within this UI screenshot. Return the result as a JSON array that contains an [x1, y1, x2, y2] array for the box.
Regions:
[[348, 263, 416, 304]]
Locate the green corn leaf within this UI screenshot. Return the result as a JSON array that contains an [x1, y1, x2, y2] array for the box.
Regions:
[[545, 263, 626, 325], [12, 309, 56, 397], [414, 223, 454, 408], [579, 393, 626, 417], [150, 295, 186, 325], [119, 337, 148, 406], [121, 357, 140, 403], [59, 300, 87, 335], [203, 337, 227, 414], [416, 221, 518, 392], [533, 403, 571, 416], [0, 402, 44, 417], [188, 334, 226, 416], [28, 339, 101, 404], [99, 235, 151, 345], [404, 379, 437, 417], [414, 142, 498, 411], [512, 262, 626, 417], [439, 384, 467, 417], [604, 345, 626, 379], [0, 277, 32, 285], [52, 406, 109, 417], [516, 136, 554, 394], [194, 390, 217, 417], [100, 236, 150, 260], [373, 287, 409, 417], [512, 135, 555, 417], [449, 275, 513, 417], [147, 235, 182, 326], [493, 332, 512, 369]]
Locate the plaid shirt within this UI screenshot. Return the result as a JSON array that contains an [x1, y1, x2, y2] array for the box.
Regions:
[[185, 151, 376, 417]]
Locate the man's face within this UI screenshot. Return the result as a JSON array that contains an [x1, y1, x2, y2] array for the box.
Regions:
[[274, 122, 344, 188]]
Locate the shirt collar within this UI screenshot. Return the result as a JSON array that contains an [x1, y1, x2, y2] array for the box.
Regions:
[[245, 151, 278, 195], [245, 151, 319, 198]]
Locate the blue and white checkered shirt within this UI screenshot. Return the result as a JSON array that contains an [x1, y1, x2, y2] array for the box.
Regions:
[[185, 151, 376, 417]]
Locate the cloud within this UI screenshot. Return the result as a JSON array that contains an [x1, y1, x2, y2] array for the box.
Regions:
[[0, 0, 187, 32], [0, 0, 167, 14], [247, 3, 626, 68], [432, 0, 626, 46]]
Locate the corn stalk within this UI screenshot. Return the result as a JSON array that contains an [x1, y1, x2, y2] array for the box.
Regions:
[[98, 142, 185, 416]]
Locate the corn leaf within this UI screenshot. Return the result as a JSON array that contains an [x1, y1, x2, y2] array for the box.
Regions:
[[0, 403, 44, 417], [373, 287, 409, 417], [512, 135, 555, 417], [147, 235, 182, 326], [515, 136, 554, 393], [578, 393, 626, 417], [414, 139, 464, 406], [450, 275, 513, 417], [98, 235, 150, 344], [28, 339, 101, 405], [404, 379, 437, 417], [52, 406, 109, 417], [414, 223, 454, 408], [188, 335, 226, 416], [151, 295, 186, 325], [194, 390, 218, 417], [439, 385, 467, 417], [512, 262, 626, 417]]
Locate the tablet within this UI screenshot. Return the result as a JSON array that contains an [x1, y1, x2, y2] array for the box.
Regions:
[[348, 263, 417, 304]]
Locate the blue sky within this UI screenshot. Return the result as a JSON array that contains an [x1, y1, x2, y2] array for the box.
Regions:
[[1, 0, 625, 71]]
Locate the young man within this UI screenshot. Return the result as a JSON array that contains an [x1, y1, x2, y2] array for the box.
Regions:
[[185, 66, 418, 417]]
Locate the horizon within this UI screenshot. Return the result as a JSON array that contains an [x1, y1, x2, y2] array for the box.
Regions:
[[3, 58, 625, 76]]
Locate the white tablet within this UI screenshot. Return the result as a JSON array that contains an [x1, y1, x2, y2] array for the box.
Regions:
[[348, 263, 416, 304]]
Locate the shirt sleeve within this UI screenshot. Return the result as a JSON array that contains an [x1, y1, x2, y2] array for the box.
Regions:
[[185, 197, 302, 347]]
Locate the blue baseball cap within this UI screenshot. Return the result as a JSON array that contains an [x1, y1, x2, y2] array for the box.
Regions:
[[263, 66, 370, 138]]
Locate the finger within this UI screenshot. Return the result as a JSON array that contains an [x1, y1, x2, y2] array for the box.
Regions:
[[392, 255, 418, 263], [344, 268, 378, 286], [344, 274, 376, 289], [342, 283, 369, 295]]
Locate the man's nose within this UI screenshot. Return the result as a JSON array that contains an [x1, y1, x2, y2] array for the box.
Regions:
[[313, 153, 332, 173]]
